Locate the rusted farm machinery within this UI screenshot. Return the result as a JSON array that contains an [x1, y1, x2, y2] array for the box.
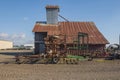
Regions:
[[15, 33, 92, 64], [15, 35, 66, 64]]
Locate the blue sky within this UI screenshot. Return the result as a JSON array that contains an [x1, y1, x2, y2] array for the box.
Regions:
[[0, 0, 120, 45]]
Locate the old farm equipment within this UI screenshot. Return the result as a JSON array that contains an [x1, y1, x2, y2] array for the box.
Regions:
[[15, 32, 92, 64], [67, 32, 91, 57], [44, 35, 67, 63], [15, 35, 67, 64], [105, 44, 120, 60]]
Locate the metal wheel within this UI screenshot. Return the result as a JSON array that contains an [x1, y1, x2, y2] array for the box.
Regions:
[[15, 59, 21, 64], [52, 56, 59, 64]]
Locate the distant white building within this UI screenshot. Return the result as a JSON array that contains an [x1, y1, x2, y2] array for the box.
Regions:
[[24, 44, 34, 50], [0, 40, 13, 49]]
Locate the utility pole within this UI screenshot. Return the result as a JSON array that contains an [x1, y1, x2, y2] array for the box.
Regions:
[[119, 34, 120, 50]]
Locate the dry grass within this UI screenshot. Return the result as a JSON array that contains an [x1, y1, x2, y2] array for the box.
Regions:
[[0, 54, 14, 63], [0, 54, 120, 80], [0, 50, 33, 53]]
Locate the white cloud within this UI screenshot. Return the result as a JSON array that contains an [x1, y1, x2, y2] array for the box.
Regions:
[[11, 33, 26, 39], [23, 17, 29, 21], [11, 34, 17, 39], [0, 33, 32, 45], [0, 33, 9, 38], [20, 33, 26, 38]]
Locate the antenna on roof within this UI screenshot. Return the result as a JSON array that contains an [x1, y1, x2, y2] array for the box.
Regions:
[[58, 14, 69, 22]]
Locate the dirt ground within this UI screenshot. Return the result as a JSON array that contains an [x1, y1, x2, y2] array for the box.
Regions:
[[0, 51, 120, 80]]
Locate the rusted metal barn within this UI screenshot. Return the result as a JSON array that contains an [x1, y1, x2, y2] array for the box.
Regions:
[[32, 5, 109, 54]]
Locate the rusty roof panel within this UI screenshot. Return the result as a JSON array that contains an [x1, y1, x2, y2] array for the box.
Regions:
[[46, 5, 59, 9], [69, 22, 108, 44], [32, 24, 60, 35], [32, 22, 109, 44]]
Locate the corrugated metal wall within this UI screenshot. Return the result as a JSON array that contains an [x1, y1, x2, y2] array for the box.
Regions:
[[34, 32, 47, 54], [46, 8, 58, 24]]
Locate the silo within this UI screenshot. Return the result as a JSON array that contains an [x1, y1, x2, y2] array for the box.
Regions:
[[46, 5, 59, 24]]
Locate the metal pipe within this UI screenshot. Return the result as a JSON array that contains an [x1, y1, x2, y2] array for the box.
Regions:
[[119, 34, 120, 50], [58, 14, 69, 22]]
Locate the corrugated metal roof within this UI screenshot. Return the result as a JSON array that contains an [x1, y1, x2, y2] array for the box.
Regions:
[[32, 23, 60, 35], [32, 22, 109, 44]]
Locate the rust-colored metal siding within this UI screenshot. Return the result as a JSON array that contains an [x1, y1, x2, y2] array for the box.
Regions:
[[32, 22, 109, 44]]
